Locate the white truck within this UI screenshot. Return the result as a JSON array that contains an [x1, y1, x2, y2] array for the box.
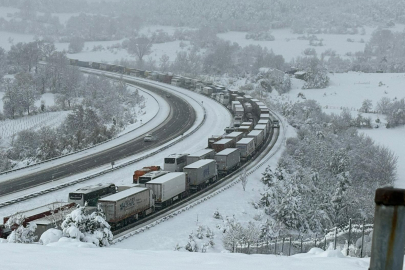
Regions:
[[215, 148, 240, 176], [183, 159, 217, 191], [138, 171, 170, 186], [225, 131, 244, 144], [236, 138, 256, 161], [98, 187, 154, 229], [254, 124, 268, 138], [187, 149, 216, 165], [145, 172, 187, 209], [247, 129, 264, 148]]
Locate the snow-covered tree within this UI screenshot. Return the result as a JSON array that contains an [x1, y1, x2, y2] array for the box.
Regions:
[[240, 169, 248, 191], [61, 204, 113, 247], [329, 172, 352, 227], [5, 213, 37, 243], [360, 99, 373, 113]]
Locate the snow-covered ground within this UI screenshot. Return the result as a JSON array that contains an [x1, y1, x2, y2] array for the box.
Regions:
[[0, 243, 371, 270], [279, 73, 405, 187], [218, 25, 405, 62], [0, 79, 232, 223]]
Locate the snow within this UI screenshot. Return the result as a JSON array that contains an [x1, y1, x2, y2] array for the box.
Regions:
[[0, 242, 371, 270], [39, 229, 62, 245]]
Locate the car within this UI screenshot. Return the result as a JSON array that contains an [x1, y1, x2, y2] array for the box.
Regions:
[[144, 134, 153, 142], [166, 94, 171, 98]]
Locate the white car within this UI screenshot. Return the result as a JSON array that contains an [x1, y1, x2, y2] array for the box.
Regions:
[[143, 134, 153, 142]]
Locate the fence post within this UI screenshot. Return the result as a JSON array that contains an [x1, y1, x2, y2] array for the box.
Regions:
[[361, 220, 365, 258], [347, 218, 352, 256], [267, 238, 269, 254], [288, 237, 292, 256], [314, 233, 317, 247], [274, 237, 277, 255], [300, 236, 303, 253], [281, 237, 285, 254], [370, 188, 405, 270], [334, 227, 338, 250], [324, 235, 327, 250]]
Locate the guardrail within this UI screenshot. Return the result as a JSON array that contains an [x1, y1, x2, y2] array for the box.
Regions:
[[0, 85, 161, 176], [112, 108, 285, 244], [0, 75, 211, 208]]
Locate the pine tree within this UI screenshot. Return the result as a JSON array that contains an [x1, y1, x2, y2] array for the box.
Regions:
[[330, 172, 352, 226]]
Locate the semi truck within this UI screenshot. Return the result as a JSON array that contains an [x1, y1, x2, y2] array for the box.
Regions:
[[186, 149, 216, 165], [215, 148, 241, 176], [145, 173, 187, 209], [236, 138, 256, 161], [183, 159, 217, 191]]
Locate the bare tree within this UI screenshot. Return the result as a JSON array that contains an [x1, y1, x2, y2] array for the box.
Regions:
[[240, 169, 248, 191], [159, 54, 170, 72], [127, 35, 153, 65]]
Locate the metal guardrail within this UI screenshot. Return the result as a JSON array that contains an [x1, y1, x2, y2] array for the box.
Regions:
[[0, 75, 211, 208]]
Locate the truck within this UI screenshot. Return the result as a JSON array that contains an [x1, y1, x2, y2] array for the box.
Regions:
[[202, 87, 214, 96], [247, 129, 264, 148], [272, 119, 280, 128], [254, 124, 268, 138], [235, 106, 245, 119], [208, 135, 223, 148], [133, 166, 161, 183], [215, 148, 241, 176], [183, 159, 217, 191], [225, 131, 244, 144], [187, 149, 216, 165], [138, 171, 170, 185], [258, 119, 271, 133], [236, 138, 256, 161], [145, 173, 187, 209], [231, 101, 241, 112], [212, 138, 235, 152], [237, 126, 251, 135], [260, 114, 271, 121], [97, 187, 154, 230]]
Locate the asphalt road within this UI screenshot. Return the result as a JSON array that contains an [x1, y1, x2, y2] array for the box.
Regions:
[[0, 78, 196, 196]]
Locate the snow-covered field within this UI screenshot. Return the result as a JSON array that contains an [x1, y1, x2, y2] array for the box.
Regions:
[[280, 73, 405, 187], [218, 25, 405, 62], [0, 243, 371, 270]]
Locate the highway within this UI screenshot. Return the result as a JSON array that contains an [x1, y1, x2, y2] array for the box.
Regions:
[[0, 79, 196, 196]]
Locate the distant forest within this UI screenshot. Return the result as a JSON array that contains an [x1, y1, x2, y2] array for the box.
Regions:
[[0, 0, 404, 36]]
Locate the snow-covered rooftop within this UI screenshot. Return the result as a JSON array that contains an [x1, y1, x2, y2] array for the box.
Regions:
[[216, 148, 239, 156], [98, 187, 148, 202], [145, 172, 186, 184], [184, 159, 215, 169]]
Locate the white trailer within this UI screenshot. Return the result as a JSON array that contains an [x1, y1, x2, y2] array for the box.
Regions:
[[215, 148, 240, 176], [138, 171, 170, 185], [236, 138, 256, 160], [247, 129, 264, 147], [202, 87, 213, 96], [145, 173, 187, 209], [260, 114, 271, 121], [254, 124, 268, 138], [98, 187, 154, 229], [231, 101, 241, 112], [187, 149, 216, 165], [225, 131, 244, 144], [183, 159, 217, 191], [258, 119, 271, 133]]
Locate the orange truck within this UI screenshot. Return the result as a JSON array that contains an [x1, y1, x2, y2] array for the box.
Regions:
[[133, 166, 161, 183]]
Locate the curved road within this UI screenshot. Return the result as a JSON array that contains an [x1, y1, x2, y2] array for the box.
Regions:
[[0, 79, 196, 196]]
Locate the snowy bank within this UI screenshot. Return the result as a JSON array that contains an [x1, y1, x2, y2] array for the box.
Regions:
[[0, 243, 370, 270]]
